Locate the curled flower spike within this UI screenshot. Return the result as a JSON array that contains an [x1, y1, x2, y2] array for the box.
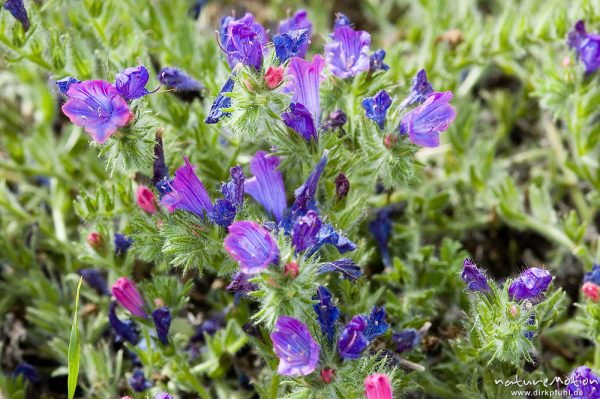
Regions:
[[400, 69, 434, 109], [245, 151, 287, 223], [159, 67, 206, 102], [136, 185, 157, 213], [369, 49, 389, 72], [399, 91, 456, 148], [279, 9, 312, 58], [61, 80, 133, 144], [325, 26, 371, 78], [56, 77, 80, 95], [461, 258, 490, 292], [392, 328, 421, 353], [313, 286, 340, 345], [270, 316, 321, 376], [115, 65, 150, 100], [4, 0, 29, 31], [152, 307, 172, 346], [160, 157, 213, 218], [205, 76, 234, 124], [365, 374, 393, 399], [112, 277, 147, 318], [568, 21, 600, 75], [583, 282, 599, 302], [508, 267, 552, 302], [362, 90, 392, 130], [337, 315, 368, 359], [108, 301, 139, 344], [224, 221, 279, 274], [567, 366, 600, 399]]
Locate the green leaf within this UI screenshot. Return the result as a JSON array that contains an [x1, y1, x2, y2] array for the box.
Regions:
[[67, 277, 83, 399]]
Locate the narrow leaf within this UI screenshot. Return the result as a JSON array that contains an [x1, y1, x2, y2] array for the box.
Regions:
[[68, 277, 83, 399]]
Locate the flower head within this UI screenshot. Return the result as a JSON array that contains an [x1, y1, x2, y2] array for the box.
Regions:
[[568, 21, 600, 75], [313, 286, 340, 344], [224, 221, 279, 274], [400, 69, 434, 109], [365, 374, 393, 399], [61, 80, 133, 144], [369, 49, 389, 72], [136, 185, 157, 213], [292, 210, 322, 252], [160, 157, 213, 218], [114, 233, 133, 256], [152, 307, 172, 346], [279, 9, 312, 58], [362, 90, 392, 130], [79, 268, 109, 295], [273, 29, 310, 63], [399, 91, 456, 148], [583, 282, 599, 302], [115, 65, 150, 100], [567, 366, 600, 399], [159, 67, 205, 102], [291, 151, 328, 216], [223, 13, 267, 70], [508, 267, 552, 302], [108, 301, 139, 343], [282, 102, 318, 141], [4, 0, 29, 31], [325, 26, 371, 78], [392, 328, 421, 353], [245, 151, 287, 223], [306, 223, 357, 257], [56, 77, 80, 95], [337, 315, 368, 359], [112, 277, 147, 318], [461, 258, 490, 292], [270, 316, 321, 376], [364, 306, 388, 341]]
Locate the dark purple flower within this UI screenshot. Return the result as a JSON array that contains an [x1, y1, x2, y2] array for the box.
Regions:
[[152, 133, 169, 185], [399, 91, 456, 148], [205, 76, 234, 124], [317, 258, 362, 281], [568, 20, 587, 50], [13, 363, 39, 383], [369, 49, 389, 72], [392, 329, 421, 353], [273, 29, 310, 63], [112, 277, 146, 318], [335, 173, 350, 199], [159, 67, 205, 102], [129, 368, 152, 392], [210, 198, 237, 227], [369, 209, 392, 268], [524, 313, 536, 340], [160, 156, 214, 218], [223, 13, 267, 70], [114, 233, 133, 256], [156, 177, 174, 197], [282, 102, 317, 141], [56, 77, 80, 95], [400, 69, 434, 109], [292, 210, 322, 252], [362, 90, 392, 130], [584, 264, 600, 285], [226, 272, 258, 294], [334, 13, 352, 29], [152, 307, 172, 346], [270, 316, 321, 376], [79, 268, 110, 295], [337, 315, 368, 360], [115, 65, 150, 101], [291, 151, 328, 216], [461, 258, 490, 292], [313, 286, 340, 345], [224, 221, 279, 274], [322, 109, 347, 130], [364, 306, 388, 341], [568, 21, 600, 75], [508, 267, 552, 302], [306, 223, 357, 257], [4, 0, 29, 31], [325, 26, 371, 78], [567, 366, 600, 399], [108, 301, 139, 344], [61, 80, 133, 144], [245, 151, 287, 223], [279, 9, 312, 58], [222, 165, 245, 208]]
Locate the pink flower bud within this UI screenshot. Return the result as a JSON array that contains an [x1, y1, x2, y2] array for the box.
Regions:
[[509, 304, 518, 318], [321, 367, 335, 383], [264, 66, 284, 89], [112, 277, 147, 318], [583, 282, 599, 302], [384, 134, 397, 149], [87, 231, 102, 248], [284, 262, 299, 278], [136, 185, 157, 213], [365, 373, 393, 399]]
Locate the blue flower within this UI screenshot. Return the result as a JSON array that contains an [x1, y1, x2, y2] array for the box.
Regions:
[[79, 268, 110, 295], [114, 233, 133, 256], [223, 13, 267, 70], [13, 363, 39, 383], [313, 286, 340, 345], [291, 151, 328, 217], [159, 67, 205, 102], [279, 9, 312, 58], [369, 49, 389, 72], [292, 210, 322, 252], [369, 208, 392, 267], [567, 366, 600, 399], [317, 258, 362, 281], [334, 13, 352, 29], [129, 368, 152, 392], [271, 316, 321, 376], [115, 65, 151, 101], [273, 29, 310, 63], [568, 21, 600, 75], [205, 76, 234, 124], [584, 264, 600, 285], [108, 301, 139, 344], [210, 198, 237, 227], [152, 307, 172, 346], [393, 329, 421, 353], [56, 77, 80, 95], [152, 133, 169, 185], [362, 90, 392, 130], [4, 0, 29, 31], [508, 267, 552, 302], [222, 165, 245, 208], [325, 26, 371, 78], [400, 69, 434, 109], [305, 223, 357, 257], [364, 306, 388, 341], [337, 315, 368, 360], [245, 151, 287, 223], [282, 102, 317, 141]]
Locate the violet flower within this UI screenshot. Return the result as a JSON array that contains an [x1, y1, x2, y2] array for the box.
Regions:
[[223, 221, 279, 274], [334, 13, 352, 29], [369, 209, 392, 267], [210, 199, 237, 227], [115, 65, 150, 101], [112, 277, 147, 318], [152, 307, 172, 346], [282, 103, 317, 141], [400, 69, 434, 109], [270, 316, 321, 376], [129, 368, 152, 392], [292, 210, 322, 252], [568, 20, 600, 75], [364, 374, 393, 399], [305, 223, 357, 257], [152, 133, 169, 185], [461, 258, 490, 292], [56, 77, 80, 95], [159, 67, 205, 102], [205, 76, 234, 124], [61, 80, 133, 144], [567, 366, 600, 399], [337, 315, 368, 359], [108, 301, 139, 344], [335, 173, 350, 199], [273, 29, 310, 63], [317, 258, 362, 281], [392, 328, 421, 353], [313, 286, 340, 345], [399, 91, 456, 148], [279, 9, 312, 58], [364, 306, 388, 341], [291, 151, 328, 216], [325, 26, 371, 78], [13, 363, 39, 383], [79, 268, 110, 296], [362, 90, 392, 130], [584, 264, 600, 285], [508, 267, 552, 302], [223, 13, 267, 70], [245, 151, 287, 223], [4, 0, 29, 31], [222, 165, 245, 208], [160, 156, 214, 218], [226, 272, 258, 294], [322, 109, 347, 130], [369, 49, 389, 72], [114, 233, 133, 256]]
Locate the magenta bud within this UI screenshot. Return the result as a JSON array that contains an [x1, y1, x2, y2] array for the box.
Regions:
[[136, 185, 157, 213], [112, 277, 147, 318]]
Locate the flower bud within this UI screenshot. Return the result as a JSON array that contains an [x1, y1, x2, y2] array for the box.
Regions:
[[112, 277, 147, 318], [364, 373, 393, 399], [264, 66, 284, 89], [335, 173, 350, 199], [583, 282, 599, 302], [508, 267, 552, 302], [152, 307, 172, 346], [321, 367, 335, 383], [461, 258, 490, 292], [284, 261, 299, 278], [136, 185, 157, 213], [87, 231, 102, 248]]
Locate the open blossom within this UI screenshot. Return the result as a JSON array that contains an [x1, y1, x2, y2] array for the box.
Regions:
[[224, 221, 279, 274], [399, 91, 456, 148], [270, 316, 320, 376], [362, 90, 392, 130], [246, 151, 287, 222], [222, 13, 267, 70], [567, 366, 600, 399], [365, 374, 393, 399], [325, 26, 371, 78], [337, 315, 368, 359], [508, 267, 552, 302], [461, 258, 490, 292], [568, 21, 600, 75], [112, 277, 147, 318], [160, 157, 213, 218], [61, 80, 133, 144], [136, 185, 157, 213], [292, 210, 322, 252], [279, 9, 312, 58], [115, 65, 150, 100]]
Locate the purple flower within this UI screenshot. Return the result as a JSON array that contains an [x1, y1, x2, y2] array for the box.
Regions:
[[159, 67, 205, 102], [568, 21, 600, 75], [334, 13, 352, 29], [400, 69, 434, 109], [219, 15, 234, 44], [270, 316, 320, 376], [154, 393, 174, 399], [364, 306, 388, 341], [279, 9, 312, 58], [306, 223, 357, 257], [152, 307, 172, 346], [461, 258, 490, 292], [210, 199, 237, 227], [205, 76, 234, 124], [79, 268, 109, 295], [114, 233, 133, 256], [399, 91, 456, 148], [313, 286, 340, 345], [362, 90, 392, 130], [524, 313, 536, 340], [292, 210, 322, 252], [567, 366, 600, 399], [226, 272, 258, 294], [317, 258, 362, 281], [56, 77, 80, 95], [224, 221, 279, 274], [115, 65, 150, 101], [369, 209, 392, 267], [129, 368, 152, 392], [152, 133, 169, 185], [112, 277, 147, 318], [61, 80, 133, 144], [335, 173, 350, 199], [222, 165, 245, 208], [160, 157, 213, 218], [508, 267, 552, 302], [325, 26, 371, 78], [273, 29, 310, 63], [337, 315, 368, 359], [322, 109, 347, 130], [392, 329, 421, 353], [369, 49, 389, 72], [282, 102, 318, 141], [584, 264, 600, 285], [245, 151, 287, 223], [4, 0, 29, 31], [13, 363, 38, 383], [108, 301, 139, 344], [291, 151, 328, 216], [223, 13, 267, 70]]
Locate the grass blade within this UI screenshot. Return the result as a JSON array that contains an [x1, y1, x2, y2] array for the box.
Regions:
[[68, 277, 83, 399]]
